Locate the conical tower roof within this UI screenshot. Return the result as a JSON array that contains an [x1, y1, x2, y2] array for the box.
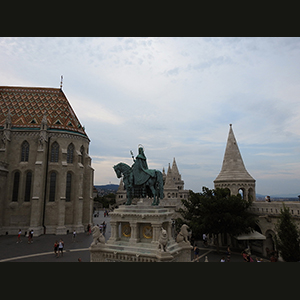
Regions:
[[165, 163, 176, 188], [171, 157, 180, 175], [214, 124, 255, 182], [117, 178, 125, 192]]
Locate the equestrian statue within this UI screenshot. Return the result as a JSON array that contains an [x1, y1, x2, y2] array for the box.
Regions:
[[113, 145, 164, 206]]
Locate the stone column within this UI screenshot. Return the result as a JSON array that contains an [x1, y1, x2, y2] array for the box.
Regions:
[[29, 149, 47, 236], [73, 165, 84, 233], [82, 156, 94, 228], [56, 165, 67, 234], [167, 221, 175, 243], [129, 222, 140, 243], [73, 197, 84, 232], [245, 187, 249, 201], [55, 197, 66, 234], [151, 223, 161, 243], [107, 221, 119, 243]]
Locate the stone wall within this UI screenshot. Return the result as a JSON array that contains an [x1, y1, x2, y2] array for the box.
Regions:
[[0, 130, 93, 235]]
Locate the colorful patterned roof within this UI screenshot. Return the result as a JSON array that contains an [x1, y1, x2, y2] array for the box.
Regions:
[[0, 86, 87, 137]]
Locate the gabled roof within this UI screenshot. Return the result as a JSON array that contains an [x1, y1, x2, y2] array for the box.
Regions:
[[0, 86, 87, 137], [214, 124, 255, 182]]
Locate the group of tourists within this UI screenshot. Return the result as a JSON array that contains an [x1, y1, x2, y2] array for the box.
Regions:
[[16, 229, 34, 244], [96, 221, 107, 235], [241, 250, 264, 262], [53, 239, 64, 258]]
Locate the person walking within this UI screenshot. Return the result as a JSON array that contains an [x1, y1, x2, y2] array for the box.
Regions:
[[202, 233, 208, 247], [226, 245, 231, 262], [58, 239, 64, 257], [102, 221, 106, 235], [17, 229, 22, 243], [72, 230, 76, 242], [242, 250, 248, 262], [193, 245, 200, 260], [54, 241, 59, 257], [28, 229, 33, 244]]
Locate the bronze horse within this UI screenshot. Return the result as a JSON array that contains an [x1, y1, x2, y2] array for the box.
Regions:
[[113, 162, 164, 206]]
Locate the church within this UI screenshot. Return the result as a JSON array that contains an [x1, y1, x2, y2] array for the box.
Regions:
[[0, 86, 94, 236]]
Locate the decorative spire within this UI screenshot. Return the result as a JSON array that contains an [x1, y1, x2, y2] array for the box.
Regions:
[[214, 124, 255, 182], [117, 178, 125, 192], [41, 113, 47, 125], [171, 157, 180, 175], [60, 75, 63, 89], [167, 163, 171, 175], [5, 109, 11, 129], [40, 112, 48, 131], [164, 163, 175, 187]]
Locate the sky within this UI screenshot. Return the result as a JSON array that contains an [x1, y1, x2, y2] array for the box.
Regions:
[[0, 37, 299, 196]]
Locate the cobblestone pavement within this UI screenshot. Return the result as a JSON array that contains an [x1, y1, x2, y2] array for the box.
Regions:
[[0, 210, 270, 262]]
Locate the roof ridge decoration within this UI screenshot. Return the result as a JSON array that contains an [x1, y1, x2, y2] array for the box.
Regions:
[[214, 124, 255, 182], [0, 86, 87, 137]]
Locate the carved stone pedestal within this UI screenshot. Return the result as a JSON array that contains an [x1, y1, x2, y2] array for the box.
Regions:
[[90, 199, 192, 262]]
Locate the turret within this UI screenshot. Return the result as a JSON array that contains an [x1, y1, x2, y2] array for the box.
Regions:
[[214, 124, 256, 201]]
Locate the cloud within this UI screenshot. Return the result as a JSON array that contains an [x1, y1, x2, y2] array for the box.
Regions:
[[164, 67, 179, 76], [68, 93, 124, 126], [255, 153, 291, 157], [1, 37, 300, 195]]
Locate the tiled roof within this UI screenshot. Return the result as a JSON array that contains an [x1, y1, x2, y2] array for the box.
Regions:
[[0, 86, 87, 137]]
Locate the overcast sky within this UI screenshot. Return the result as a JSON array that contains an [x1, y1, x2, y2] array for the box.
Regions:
[[0, 37, 299, 196]]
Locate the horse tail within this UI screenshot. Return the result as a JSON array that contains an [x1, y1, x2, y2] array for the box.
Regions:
[[156, 171, 164, 199]]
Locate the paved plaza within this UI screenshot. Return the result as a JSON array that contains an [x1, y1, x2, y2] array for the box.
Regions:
[[0, 211, 111, 262], [0, 210, 270, 262]]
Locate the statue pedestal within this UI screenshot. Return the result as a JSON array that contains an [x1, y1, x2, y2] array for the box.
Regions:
[[90, 201, 192, 262]]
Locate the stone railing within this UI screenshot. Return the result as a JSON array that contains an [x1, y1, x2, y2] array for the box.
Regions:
[[249, 201, 300, 218]]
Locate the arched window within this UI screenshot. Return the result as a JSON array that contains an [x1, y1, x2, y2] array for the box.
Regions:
[[49, 171, 57, 201], [24, 171, 32, 202], [66, 172, 72, 202], [238, 188, 245, 200], [21, 141, 29, 162], [12, 171, 20, 202], [80, 145, 84, 164], [67, 143, 74, 163], [50, 142, 59, 162]]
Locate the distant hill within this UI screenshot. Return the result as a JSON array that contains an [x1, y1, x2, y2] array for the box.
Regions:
[[257, 193, 299, 198], [256, 193, 299, 201], [95, 184, 119, 192]]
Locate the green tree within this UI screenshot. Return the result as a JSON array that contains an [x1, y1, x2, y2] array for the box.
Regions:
[[275, 204, 300, 262], [177, 187, 257, 251], [94, 193, 116, 208]]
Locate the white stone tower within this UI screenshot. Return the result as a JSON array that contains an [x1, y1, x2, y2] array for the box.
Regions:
[[214, 124, 256, 201]]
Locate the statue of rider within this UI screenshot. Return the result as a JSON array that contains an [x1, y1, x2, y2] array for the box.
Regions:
[[131, 145, 156, 185]]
